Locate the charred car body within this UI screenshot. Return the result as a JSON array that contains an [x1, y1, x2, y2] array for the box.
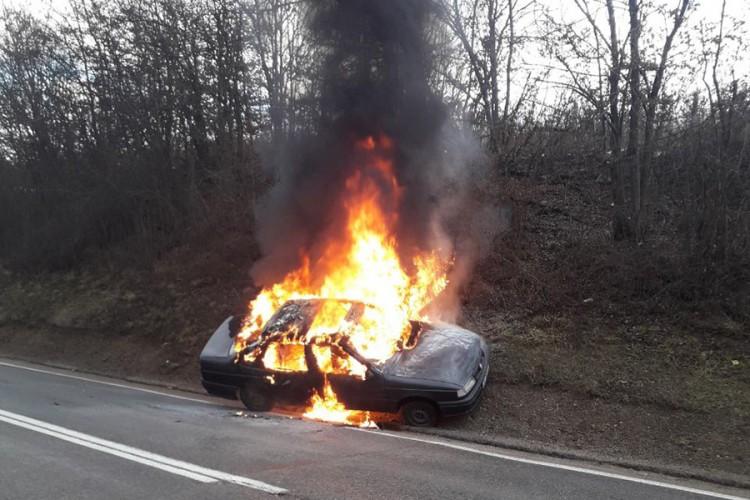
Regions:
[[200, 299, 489, 427]]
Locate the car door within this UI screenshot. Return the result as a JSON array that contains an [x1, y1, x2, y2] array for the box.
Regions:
[[328, 368, 391, 412]]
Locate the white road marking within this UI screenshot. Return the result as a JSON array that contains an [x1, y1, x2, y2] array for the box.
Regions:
[[0, 412, 216, 483], [4, 358, 745, 498], [0, 360, 214, 405], [0, 409, 288, 495], [350, 428, 749, 500]]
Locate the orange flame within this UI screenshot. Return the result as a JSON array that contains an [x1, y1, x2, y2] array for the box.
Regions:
[[235, 134, 450, 423], [302, 377, 376, 427]]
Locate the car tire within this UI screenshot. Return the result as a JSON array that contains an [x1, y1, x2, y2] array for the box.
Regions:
[[238, 383, 273, 412], [400, 400, 438, 427]]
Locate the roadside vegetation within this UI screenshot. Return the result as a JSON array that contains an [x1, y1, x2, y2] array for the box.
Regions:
[[1, 0, 748, 479]]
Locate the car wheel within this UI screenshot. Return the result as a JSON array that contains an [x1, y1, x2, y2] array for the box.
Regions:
[[238, 383, 273, 412], [401, 400, 438, 427]]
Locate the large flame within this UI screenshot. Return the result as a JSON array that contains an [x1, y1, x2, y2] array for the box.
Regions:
[[235, 134, 450, 424]]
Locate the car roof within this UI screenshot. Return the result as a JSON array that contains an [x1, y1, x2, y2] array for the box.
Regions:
[[283, 298, 370, 308], [262, 298, 371, 336]]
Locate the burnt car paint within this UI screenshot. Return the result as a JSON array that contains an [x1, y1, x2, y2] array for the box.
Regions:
[[199, 304, 489, 420]]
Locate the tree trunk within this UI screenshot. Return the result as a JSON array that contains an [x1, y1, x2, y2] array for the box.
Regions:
[[627, 0, 642, 241], [605, 0, 629, 240]]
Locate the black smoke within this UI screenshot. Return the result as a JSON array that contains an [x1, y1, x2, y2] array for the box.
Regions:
[[251, 0, 459, 289]]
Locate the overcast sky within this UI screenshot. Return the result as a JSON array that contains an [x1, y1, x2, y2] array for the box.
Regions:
[[7, 0, 748, 28], [2, 0, 748, 103]]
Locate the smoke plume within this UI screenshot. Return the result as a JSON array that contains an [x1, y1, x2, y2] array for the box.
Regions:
[[252, 0, 491, 319]]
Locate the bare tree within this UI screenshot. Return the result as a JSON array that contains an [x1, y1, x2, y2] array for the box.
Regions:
[[0, 0, 262, 267], [245, 0, 313, 146], [438, 0, 537, 163], [544, 0, 691, 241]]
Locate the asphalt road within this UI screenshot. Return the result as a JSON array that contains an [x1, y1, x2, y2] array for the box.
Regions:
[[0, 358, 747, 500]]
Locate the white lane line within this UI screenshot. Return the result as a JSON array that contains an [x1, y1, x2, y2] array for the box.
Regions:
[[0, 412, 216, 483], [0, 409, 287, 495], [350, 428, 749, 500], [0, 360, 214, 405]]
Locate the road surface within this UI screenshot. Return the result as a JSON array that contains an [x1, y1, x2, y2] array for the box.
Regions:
[[0, 358, 747, 500]]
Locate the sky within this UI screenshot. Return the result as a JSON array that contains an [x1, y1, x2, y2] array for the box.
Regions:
[[7, 0, 748, 28], [1, 0, 748, 104], [529, 0, 750, 104], [540, 0, 750, 74]]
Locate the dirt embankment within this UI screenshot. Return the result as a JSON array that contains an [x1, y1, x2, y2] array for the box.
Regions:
[[1, 174, 749, 482], [0, 228, 259, 389]]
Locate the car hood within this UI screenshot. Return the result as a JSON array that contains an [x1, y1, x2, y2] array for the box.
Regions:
[[381, 323, 486, 387]]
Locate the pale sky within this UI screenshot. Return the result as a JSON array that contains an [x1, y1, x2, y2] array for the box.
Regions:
[[540, 0, 750, 76], [527, 0, 750, 107], [2, 0, 748, 105]]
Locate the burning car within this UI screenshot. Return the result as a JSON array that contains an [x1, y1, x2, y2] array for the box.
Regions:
[[196, 130, 486, 427], [200, 298, 489, 427]]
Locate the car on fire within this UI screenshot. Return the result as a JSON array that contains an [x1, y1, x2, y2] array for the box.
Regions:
[[199, 298, 489, 427]]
